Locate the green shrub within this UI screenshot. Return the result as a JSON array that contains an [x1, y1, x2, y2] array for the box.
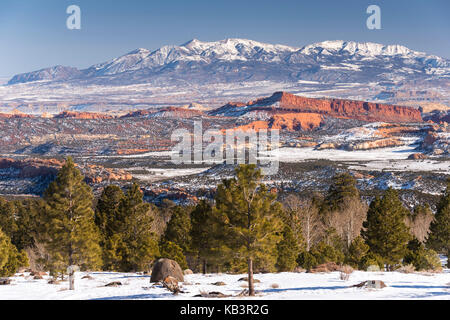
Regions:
[[297, 241, 345, 270], [310, 242, 344, 265], [0, 229, 28, 277], [360, 252, 384, 271], [276, 226, 299, 272], [345, 236, 370, 269], [297, 251, 318, 270], [404, 239, 442, 272]]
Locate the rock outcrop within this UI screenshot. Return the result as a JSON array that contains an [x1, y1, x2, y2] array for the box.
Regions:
[[423, 110, 450, 124], [212, 92, 423, 123], [230, 113, 323, 132], [346, 138, 404, 151], [54, 111, 114, 119], [408, 153, 428, 160], [0, 112, 34, 118]]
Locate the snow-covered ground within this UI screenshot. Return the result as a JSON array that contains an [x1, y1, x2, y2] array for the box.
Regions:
[[262, 146, 450, 174], [266, 145, 416, 162], [132, 168, 210, 181], [1, 269, 449, 300]]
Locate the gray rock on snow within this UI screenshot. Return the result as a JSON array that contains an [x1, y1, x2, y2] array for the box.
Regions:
[[150, 258, 184, 283]]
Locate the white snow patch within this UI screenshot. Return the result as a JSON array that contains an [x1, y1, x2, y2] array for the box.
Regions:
[[1, 270, 448, 300]]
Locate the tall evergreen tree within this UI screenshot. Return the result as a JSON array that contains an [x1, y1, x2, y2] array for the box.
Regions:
[[190, 200, 222, 273], [0, 197, 16, 240], [427, 178, 450, 267], [94, 185, 125, 270], [162, 206, 192, 253], [95, 185, 125, 238], [117, 183, 159, 272], [12, 199, 44, 251], [323, 172, 359, 212], [214, 164, 282, 296], [362, 188, 411, 270], [43, 157, 102, 275], [276, 225, 299, 272]]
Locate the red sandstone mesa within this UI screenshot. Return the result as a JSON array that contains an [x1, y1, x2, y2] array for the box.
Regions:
[[216, 92, 423, 123]]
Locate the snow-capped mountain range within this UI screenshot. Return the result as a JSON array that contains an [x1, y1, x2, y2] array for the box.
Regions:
[[8, 38, 449, 86]]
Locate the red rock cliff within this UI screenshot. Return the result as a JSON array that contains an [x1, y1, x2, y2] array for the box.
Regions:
[[245, 92, 422, 123]]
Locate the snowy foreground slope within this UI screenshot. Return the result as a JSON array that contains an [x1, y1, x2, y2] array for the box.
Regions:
[[1, 269, 449, 300]]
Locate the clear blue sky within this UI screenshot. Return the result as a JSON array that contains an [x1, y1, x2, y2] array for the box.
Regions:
[[0, 0, 449, 77]]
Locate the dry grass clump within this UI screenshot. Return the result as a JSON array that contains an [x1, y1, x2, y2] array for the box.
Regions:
[[397, 264, 415, 274], [339, 265, 354, 281]]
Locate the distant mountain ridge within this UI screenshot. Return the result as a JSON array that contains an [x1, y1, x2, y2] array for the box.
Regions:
[[7, 38, 449, 86]]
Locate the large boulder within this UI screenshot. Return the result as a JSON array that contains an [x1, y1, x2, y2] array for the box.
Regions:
[[150, 258, 184, 283]]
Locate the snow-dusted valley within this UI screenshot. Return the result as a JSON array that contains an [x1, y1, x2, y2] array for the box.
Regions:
[[0, 90, 448, 206]]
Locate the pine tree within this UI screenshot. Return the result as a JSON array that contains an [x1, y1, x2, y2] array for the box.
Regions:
[[427, 178, 450, 267], [323, 172, 359, 212], [118, 183, 159, 272], [362, 188, 411, 270], [163, 206, 192, 253], [94, 185, 126, 270], [345, 236, 369, 269], [0, 228, 28, 277], [0, 197, 17, 239], [95, 185, 125, 238], [43, 157, 102, 275], [276, 225, 299, 272], [102, 233, 126, 271], [214, 164, 282, 296], [11, 199, 43, 251], [190, 200, 222, 273]]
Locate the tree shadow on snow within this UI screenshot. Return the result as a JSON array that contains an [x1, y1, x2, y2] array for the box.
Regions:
[[262, 285, 349, 294], [89, 272, 150, 279], [91, 293, 173, 300], [390, 284, 449, 290]]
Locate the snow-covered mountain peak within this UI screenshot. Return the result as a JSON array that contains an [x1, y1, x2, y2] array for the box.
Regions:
[[6, 38, 449, 86], [179, 38, 298, 58], [300, 40, 419, 57], [127, 48, 151, 56]]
